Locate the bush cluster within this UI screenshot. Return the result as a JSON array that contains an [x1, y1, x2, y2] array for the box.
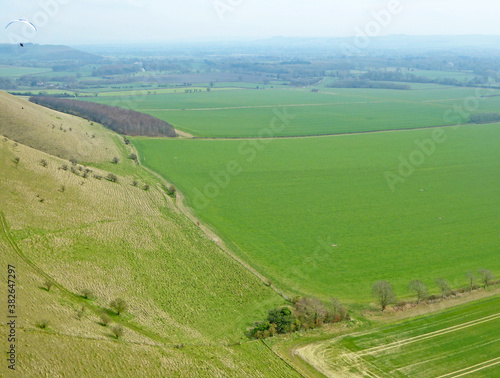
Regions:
[[248, 297, 348, 339]]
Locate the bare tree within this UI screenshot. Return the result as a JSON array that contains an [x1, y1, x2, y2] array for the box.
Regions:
[[408, 280, 428, 304], [110, 298, 127, 315], [466, 271, 476, 292], [331, 298, 348, 321], [372, 281, 395, 311], [478, 269, 495, 289], [81, 289, 94, 299], [43, 279, 53, 291], [76, 306, 85, 320], [107, 173, 118, 183], [111, 325, 124, 339], [99, 313, 111, 326], [435, 278, 450, 298]]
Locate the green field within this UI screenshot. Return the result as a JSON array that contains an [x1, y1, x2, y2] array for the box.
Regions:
[[86, 86, 500, 137], [132, 123, 500, 302], [298, 295, 500, 377], [0, 65, 52, 77]]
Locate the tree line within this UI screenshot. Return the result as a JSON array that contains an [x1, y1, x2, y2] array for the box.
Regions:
[[327, 79, 410, 90], [372, 269, 497, 311], [29, 96, 176, 137], [469, 112, 500, 124], [359, 70, 495, 88]]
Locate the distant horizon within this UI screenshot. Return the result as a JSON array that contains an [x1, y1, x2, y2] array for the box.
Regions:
[[1, 33, 499, 48], [3, 1, 500, 45]]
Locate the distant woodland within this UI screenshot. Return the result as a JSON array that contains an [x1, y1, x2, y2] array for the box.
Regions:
[[29, 96, 176, 137]]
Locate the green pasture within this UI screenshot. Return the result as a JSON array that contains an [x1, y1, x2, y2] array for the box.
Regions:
[[85, 86, 500, 137], [0, 65, 52, 77], [132, 123, 500, 302], [317, 295, 500, 377]]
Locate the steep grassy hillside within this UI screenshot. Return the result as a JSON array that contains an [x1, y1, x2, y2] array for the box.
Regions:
[[0, 92, 294, 376], [0, 91, 122, 163]]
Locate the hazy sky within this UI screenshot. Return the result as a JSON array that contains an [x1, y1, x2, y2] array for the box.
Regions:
[[1, 0, 500, 45]]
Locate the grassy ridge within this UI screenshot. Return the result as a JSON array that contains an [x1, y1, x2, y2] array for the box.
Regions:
[[298, 295, 500, 377], [0, 130, 282, 344], [0, 91, 298, 375], [0, 91, 122, 163], [132, 123, 500, 302]]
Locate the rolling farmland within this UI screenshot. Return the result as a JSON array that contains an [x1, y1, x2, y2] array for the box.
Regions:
[[133, 123, 500, 302], [87, 85, 500, 137]]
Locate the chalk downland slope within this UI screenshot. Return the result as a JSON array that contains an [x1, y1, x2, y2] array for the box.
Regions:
[[0, 91, 122, 163], [0, 91, 292, 376]]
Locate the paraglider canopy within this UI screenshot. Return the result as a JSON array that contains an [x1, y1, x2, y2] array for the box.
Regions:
[[5, 19, 37, 32]]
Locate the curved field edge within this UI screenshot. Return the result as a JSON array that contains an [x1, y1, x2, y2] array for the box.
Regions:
[[130, 123, 500, 302], [295, 295, 500, 377], [0, 94, 303, 375]]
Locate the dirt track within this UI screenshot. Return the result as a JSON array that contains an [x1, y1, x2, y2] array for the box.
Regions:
[[138, 162, 290, 302], [295, 308, 500, 377]]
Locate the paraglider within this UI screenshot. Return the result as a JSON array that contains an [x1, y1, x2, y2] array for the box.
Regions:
[[5, 19, 37, 47], [5, 19, 37, 32]]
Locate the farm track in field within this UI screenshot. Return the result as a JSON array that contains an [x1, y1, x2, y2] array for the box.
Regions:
[[349, 312, 500, 358], [436, 357, 500, 377], [135, 101, 387, 112], [295, 304, 500, 377]]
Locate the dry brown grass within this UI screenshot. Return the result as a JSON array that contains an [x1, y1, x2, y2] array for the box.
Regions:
[[0, 91, 121, 163]]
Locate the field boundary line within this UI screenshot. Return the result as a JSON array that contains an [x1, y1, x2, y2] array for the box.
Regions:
[[185, 121, 499, 141], [135, 101, 387, 112], [435, 356, 500, 378]]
